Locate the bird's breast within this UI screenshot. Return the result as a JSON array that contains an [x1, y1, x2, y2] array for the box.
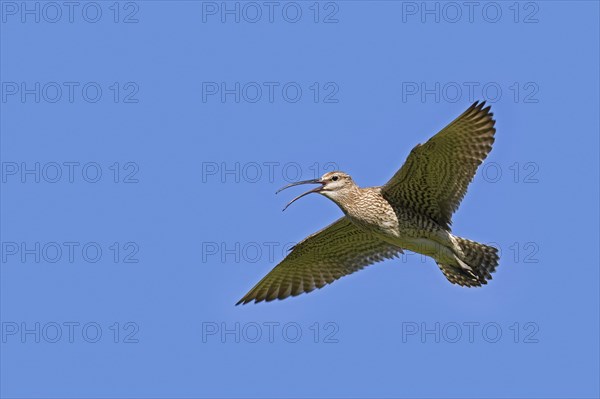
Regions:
[[344, 194, 401, 238]]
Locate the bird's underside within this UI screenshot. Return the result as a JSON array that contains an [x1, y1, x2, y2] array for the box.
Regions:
[[237, 101, 499, 305]]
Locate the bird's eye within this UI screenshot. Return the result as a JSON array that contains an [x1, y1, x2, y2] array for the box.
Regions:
[[331, 175, 339, 181]]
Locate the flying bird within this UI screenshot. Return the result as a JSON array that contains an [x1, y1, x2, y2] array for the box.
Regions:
[[237, 101, 499, 305]]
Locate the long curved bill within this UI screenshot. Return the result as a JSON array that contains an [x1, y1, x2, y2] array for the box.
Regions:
[[276, 178, 324, 211]]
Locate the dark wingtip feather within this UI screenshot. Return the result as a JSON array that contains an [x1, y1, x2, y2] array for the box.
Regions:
[[235, 296, 256, 306], [470, 100, 485, 110]]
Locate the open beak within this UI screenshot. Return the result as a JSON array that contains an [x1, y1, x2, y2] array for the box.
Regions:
[[276, 178, 324, 211]]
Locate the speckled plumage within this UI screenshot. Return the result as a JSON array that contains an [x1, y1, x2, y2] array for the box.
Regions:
[[237, 101, 499, 305]]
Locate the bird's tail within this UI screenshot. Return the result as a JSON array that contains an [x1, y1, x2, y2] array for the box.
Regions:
[[437, 236, 499, 287]]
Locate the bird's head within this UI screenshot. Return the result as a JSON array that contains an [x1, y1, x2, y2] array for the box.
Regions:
[[277, 171, 357, 211]]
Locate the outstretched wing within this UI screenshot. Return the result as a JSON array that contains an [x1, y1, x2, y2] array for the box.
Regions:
[[236, 217, 402, 305], [382, 101, 496, 230]]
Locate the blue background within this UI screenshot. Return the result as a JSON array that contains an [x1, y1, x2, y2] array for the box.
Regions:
[[1, 1, 599, 398]]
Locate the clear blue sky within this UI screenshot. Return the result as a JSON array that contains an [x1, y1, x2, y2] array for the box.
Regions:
[[1, 1, 598, 398]]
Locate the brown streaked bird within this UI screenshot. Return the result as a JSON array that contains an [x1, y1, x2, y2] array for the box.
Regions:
[[237, 101, 499, 305]]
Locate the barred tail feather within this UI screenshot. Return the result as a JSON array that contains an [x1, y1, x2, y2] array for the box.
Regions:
[[438, 237, 499, 287]]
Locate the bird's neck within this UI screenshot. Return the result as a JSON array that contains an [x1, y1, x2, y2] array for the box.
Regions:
[[323, 185, 364, 216]]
